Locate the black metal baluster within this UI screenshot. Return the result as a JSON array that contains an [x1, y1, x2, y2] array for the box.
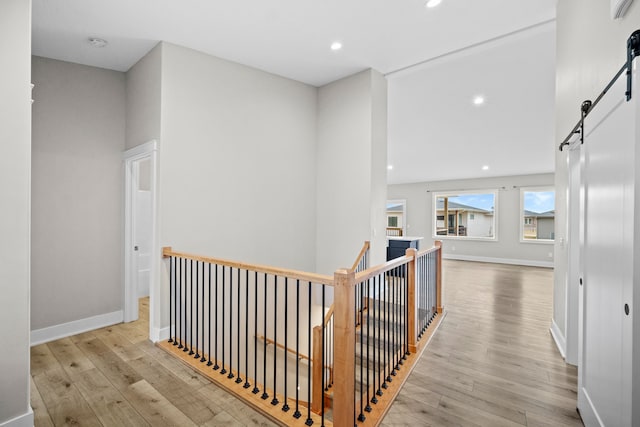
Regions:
[[169, 256, 174, 343], [358, 278, 365, 422], [200, 262, 207, 362], [405, 263, 410, 358], [372, 274, 379, 403], [201, 262, 206, 362], [244, 269, 250, 388], [188, 260, 193, 355], [392, 267, 398, 373], [294, 279, 301, 419], [253, 271, 260, 394], [305, 281, 312, 426], [183, 259, 189, 353], [194, 261, 200, 359], [418, 255, 428, 338], [283, 277, 290, 412], [208, 264, 212, 366], [175, 257, 180, 346], [271, 276, 279, 406], [214, 264, 220, 370], [391, 267, 396, 373], [235, 268, 241, 383], [178, 258, 183, 349], [261, 273, 269, 401], [384, 269, 390, 387], [398, 265, 403, 365], [365, 277, 372, 412], [221, 266, 227, 375], [228, 267, 235, 379]]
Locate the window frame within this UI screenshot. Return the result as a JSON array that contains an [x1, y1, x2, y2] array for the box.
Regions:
[[520, 186, 555, 244], [432, 189, 499, 241]]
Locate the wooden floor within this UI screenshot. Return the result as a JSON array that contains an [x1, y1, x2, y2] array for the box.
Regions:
[[382, 260, 583, 427], [31, 297, 277, 426], [31, 261, 583, 427]]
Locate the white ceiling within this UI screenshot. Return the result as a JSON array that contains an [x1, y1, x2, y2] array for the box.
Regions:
[[32, 0, 557, 184]]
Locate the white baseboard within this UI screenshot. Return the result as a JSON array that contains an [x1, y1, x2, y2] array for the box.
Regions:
[[0, 407, 33, 427], [31, 310, 123, 346], [550, 319, 567, 360], [578, 388, 604, 427], [442, 253, 554, 268], [150, 325, 170, 343]]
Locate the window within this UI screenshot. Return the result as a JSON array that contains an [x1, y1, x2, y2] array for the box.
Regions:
[[433, 190, 497, 240], [388, 216, 398, 227], [521, 187, 555, 242]]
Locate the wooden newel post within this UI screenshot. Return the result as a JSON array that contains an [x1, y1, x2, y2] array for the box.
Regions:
[[435, 240, 443, 313], [406, 248, 418, 353], [332, 268, 356, 426], [311, 326, 323, 414]]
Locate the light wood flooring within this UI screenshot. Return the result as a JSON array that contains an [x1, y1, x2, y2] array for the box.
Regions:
[[30, 297, 277, 426], [382, 260, 583, 427], [31, 261, 582, 426]]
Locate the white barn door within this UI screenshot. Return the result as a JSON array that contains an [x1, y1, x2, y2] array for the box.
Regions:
[[578, 61, 637, 426]]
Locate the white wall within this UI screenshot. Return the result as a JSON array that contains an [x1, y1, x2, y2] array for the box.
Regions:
[[388, 173, 554, 266], [0, 0, 33, 425], [316, 69, 388, 275], [554, 0, 640, 361], [158, 42, 319, 329], [31, 57, 126, 331], [126, 43, 162, 150]]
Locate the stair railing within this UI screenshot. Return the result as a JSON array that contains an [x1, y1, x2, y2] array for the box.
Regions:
[[332, 241, 443, 426], [312, 241, 370, 414], [161, 247, 333, 426], [160, 240, 443, 426]]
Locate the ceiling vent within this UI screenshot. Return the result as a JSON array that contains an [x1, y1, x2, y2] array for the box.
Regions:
[[611, 0, 634, 19]]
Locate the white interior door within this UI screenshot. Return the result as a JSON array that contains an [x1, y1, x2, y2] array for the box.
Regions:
[[134, 158, 152, 298], [578, 69, 635, 426], [124, 141, 158, 328], [565, 143, 581, 366]]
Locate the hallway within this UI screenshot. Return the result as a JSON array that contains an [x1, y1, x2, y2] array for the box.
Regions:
[[383, 260, 583, 426], [30, 261, 582, 426], [30, 298, 275, 426]]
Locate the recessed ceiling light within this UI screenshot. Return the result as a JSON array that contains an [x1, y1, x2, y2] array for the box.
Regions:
[[88, 37, 108, 48], [425, 0, 442, 8], [330, 41, 342, 51], [473, 96, 485, 106], [482, 165, 490, 171], [387, 165, 393, 170]]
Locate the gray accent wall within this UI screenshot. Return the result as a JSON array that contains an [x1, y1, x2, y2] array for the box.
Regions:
[[31, 57, 126, 330], [388, 173, 555, 266], [0, 0, 32, 424]]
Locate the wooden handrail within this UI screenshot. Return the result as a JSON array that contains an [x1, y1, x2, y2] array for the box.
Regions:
[[354, 254, 412, 283], [162, 247, 334, 286], [350, 240, 371, 272], [255, 334, 310, 361]]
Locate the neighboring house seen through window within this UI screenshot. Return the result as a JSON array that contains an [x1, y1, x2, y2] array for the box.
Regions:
[[520, 187, 555, 242], [433, 191, 497, 240]]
